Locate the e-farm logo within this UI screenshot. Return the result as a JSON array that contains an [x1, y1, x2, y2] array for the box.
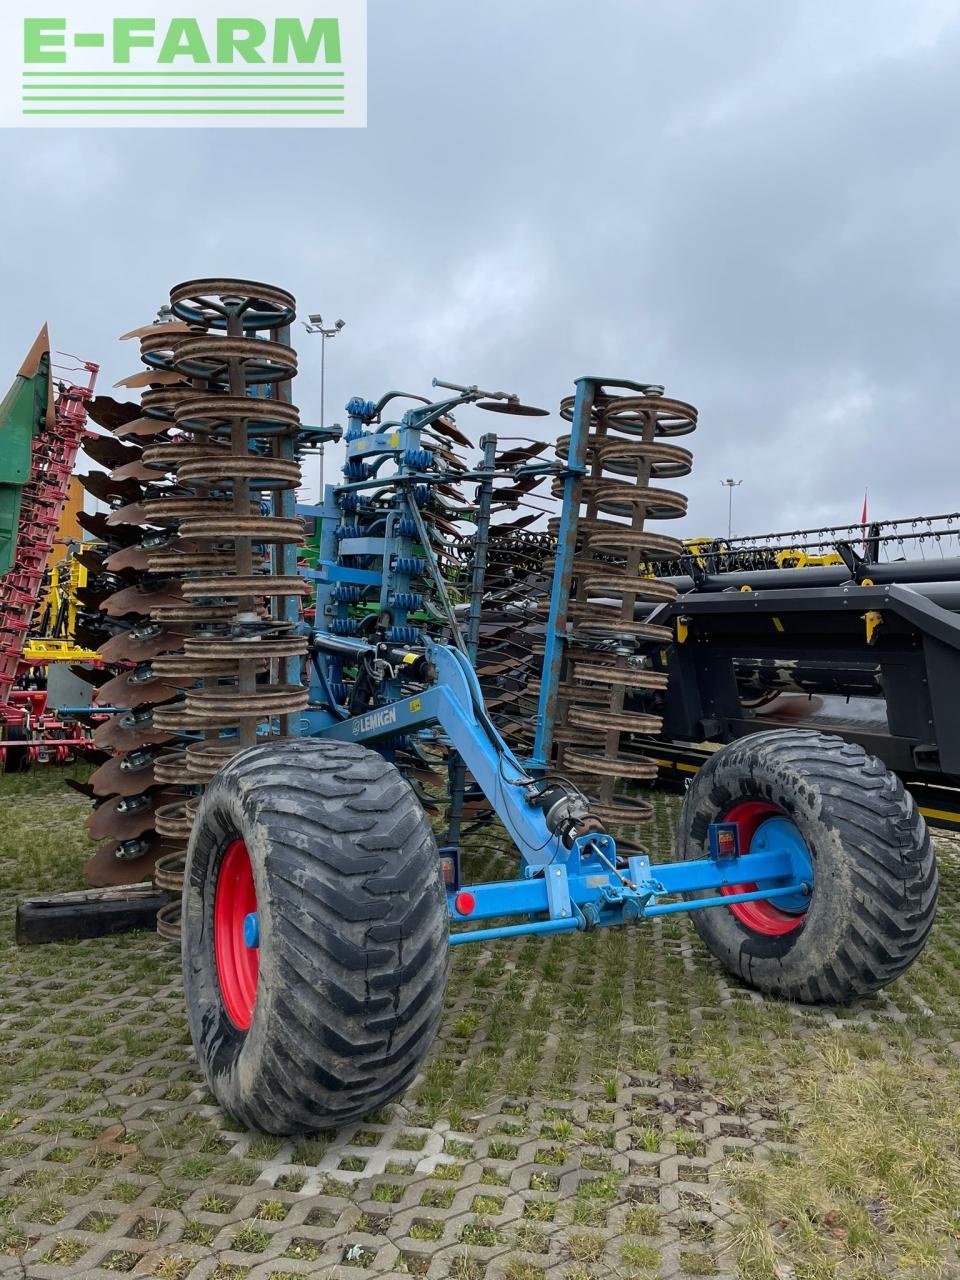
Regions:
[[0, 2, 366, 127]]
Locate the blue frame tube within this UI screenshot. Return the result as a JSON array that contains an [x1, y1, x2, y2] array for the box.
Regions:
[[528, 377, 593, 771]]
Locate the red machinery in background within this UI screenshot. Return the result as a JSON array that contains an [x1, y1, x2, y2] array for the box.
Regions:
[[0, 332, 99, 769]]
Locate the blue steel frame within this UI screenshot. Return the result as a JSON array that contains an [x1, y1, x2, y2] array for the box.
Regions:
[[300, 379, 815, 945]]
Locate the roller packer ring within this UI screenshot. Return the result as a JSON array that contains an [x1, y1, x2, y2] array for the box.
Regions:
[[578, 523, 683, 558], [562, 747, 660, 781], [555, 434, 694, 480], [184, 635, 305, 660], [156, 899, 182, 943], [141, 497, 259, 524], [570, 662, 670, 692], [179, 514, 304, 543], [172, 335, 297, 385], [154, 802, 194, 840], [184, 683, 308, 717], [567, 705, 664, 735], [138, 328, 192, 371], [602, 394, 698, 437], [151, 654, 247, 679], [566, 612, 673, 644], [141, 441, 232, 473], [180, 574, 309, 599], [141, 385, 209, 419], [173, 394, 301, 436], [153, 750, 188, 785], [577, 572, 679, 604], [150, 603, 250, 623], [589, 481, 688, 521], [184, 740, 247, 780], [175, 456, 302, 490], [586, 796, 657, 827], [154, 851, 187, 893], [170, 277, 297, 331], [146, 551, 238, 574]]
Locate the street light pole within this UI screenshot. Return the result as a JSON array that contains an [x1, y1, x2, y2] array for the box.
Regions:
[[303, 314, 346, 500], [721, 478, 743, 540]]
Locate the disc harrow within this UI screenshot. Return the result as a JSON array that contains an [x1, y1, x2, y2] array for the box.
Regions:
[[79, 280, 307, 936]]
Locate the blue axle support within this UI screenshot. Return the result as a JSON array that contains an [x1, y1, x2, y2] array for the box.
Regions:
[[316, 638, 814, 944]]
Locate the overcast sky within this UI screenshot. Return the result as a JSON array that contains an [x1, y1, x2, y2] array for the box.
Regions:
[[2, 0, 959, 540]]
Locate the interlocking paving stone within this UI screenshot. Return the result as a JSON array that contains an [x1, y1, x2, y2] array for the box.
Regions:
[[2, 771, 960, 1278]]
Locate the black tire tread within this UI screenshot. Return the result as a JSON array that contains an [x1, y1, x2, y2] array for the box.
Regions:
[[678, 729, 937, 1002], [182, 738, 448, 1133]]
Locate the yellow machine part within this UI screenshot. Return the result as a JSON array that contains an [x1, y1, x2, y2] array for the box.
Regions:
[[24, 535, 100, 665]]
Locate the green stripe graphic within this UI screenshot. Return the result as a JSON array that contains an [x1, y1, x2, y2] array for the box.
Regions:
[[22, 70, 344, 76], [23, 95, 345, 101], [22, 108, 346, 114]]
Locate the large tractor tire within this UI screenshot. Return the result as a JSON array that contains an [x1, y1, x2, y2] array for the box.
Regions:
[[677, 729, 937, 1003], [181, 738, 449, 1133]]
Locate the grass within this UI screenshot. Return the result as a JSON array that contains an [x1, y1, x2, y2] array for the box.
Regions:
[[2, 769, 960, 1279]]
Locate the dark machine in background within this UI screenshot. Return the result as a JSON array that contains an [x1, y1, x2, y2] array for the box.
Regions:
[[641, 514, 960, 830]]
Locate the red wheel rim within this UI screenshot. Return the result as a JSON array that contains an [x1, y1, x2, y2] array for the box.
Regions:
[[720, 800, 806, 937], [213, 839, 259, 1030]]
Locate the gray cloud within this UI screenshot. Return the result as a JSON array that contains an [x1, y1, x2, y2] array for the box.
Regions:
[[2, 0, 958, 539]]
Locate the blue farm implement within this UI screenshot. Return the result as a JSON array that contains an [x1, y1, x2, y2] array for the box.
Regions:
[[72, 278, 935, 1134]]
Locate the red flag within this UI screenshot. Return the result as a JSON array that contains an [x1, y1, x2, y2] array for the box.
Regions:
[[860, 490, 868, 526]]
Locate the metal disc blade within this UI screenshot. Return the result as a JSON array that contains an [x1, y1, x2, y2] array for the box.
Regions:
[[84, 835, 174, 888], [114, 369, 185, 390], [68, 664, 111, 688], [477, 400, 549, 417], [83, 434, 141, 470], [85, 790, 175, 842], [86, 395, 143, 430], [103, 544, 151, 572], [100, 584, 184, 618], [90, 752, 159, 797], [495, 442, 549, 467], [431, 416, 473, 449], [95, 670, 182, 709], [492, 512, 540, 531], [119, 321, 193, 341], [77, 511, 140, 546], [93, 714, 177, 751], [106, 501, 155, 527], [75, 551, 106, 575], [64, 778, 96, 799], [79, 470, 143, 506], [98, 626, 188, 663], [111, 459, 158, 483], [113, 417, 171, 440]]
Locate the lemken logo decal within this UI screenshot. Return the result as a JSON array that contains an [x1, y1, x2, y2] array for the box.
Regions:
[[352, 705, 398, 737], [0, 2, 367, 129]]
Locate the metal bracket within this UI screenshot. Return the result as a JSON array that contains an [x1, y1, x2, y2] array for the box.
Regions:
[[544, 863, 573, 922]]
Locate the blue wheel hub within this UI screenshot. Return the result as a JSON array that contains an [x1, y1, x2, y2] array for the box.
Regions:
[[751, 816, 814, 913]]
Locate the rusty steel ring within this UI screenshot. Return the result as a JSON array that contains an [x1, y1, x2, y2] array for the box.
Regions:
[[173, 394, 301, 435], [180, 574, 309, 599], [172, 335, 297, 384], [156, 899, 182, 943], [175, 456, 302, 489], [178, 515, 304, 543], [154, 851, 187, 893], [154, 802, 194, 840], [170, 277, 297, 330]]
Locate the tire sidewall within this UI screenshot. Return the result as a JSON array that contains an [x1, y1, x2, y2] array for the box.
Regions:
[[182, 775, 280, 1122], [679, 735, 852, 984]]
